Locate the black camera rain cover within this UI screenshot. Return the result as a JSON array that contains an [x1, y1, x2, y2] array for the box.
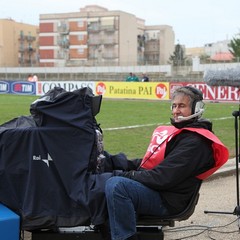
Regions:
[[0, 87, 113, 230]]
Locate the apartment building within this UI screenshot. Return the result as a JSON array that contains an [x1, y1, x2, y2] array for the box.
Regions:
[[39, 5, 175, 67], [0, 19, 38, 67], [144, 25, 175, 65]]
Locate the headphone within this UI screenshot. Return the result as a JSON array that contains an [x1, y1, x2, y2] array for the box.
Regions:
[[184, 86, 204, 115]]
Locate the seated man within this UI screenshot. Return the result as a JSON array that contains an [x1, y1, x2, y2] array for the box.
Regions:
[[103, 86, 229, 240]]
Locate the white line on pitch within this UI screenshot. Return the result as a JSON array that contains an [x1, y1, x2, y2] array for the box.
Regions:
[[102, 116, 232, 131]]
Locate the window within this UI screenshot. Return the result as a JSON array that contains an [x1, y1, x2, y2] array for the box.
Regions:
[[78, 20, 84, 27], [78, 34, 84, 41], [78, 48, 84, 55]]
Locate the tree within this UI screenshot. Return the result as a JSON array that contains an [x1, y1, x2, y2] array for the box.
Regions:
[[169, 44, 186, 66], [199, 53, 211, 64], [229, 35, 240, 61]]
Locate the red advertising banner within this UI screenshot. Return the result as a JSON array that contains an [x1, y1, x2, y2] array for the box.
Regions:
[[170, 82, 239, 102]]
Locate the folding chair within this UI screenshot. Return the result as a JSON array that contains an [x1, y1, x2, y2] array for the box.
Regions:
[[135, 182, 202, 239]]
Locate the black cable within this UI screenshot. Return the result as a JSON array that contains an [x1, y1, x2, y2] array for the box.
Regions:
[[163, 218, 239, 240], [168, 229, 208, 240], [164, 218, 236, 232]]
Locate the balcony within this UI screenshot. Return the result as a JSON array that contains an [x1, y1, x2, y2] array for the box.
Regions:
[[102, 39, 117, 45], [88, 25, 101, 33], [88, 54, 98, 59], [18, 35, 36, 42], [19, 46, 25, 52], [57, 22, 69, 34], [102, 25, 116, 32], [102, 53, 118, 59], [18, 46, 36, 53], [27, 36, 36, 42], [57, 39, 69, 49], [57, 50, 68, 59], [88, 39, 102, 45]]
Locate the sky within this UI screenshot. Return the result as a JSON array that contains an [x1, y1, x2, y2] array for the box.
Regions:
[[0, 0, 239, 48]]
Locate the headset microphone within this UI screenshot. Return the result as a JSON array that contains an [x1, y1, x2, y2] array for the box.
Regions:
[[176, 109, 204, 122]]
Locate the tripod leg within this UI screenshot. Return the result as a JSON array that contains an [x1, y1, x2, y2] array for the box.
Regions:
[[204, 111, 240, 232], [232, 111, 240, 207], [233, 206, 240, 230]]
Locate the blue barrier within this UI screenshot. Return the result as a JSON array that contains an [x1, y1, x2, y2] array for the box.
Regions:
[[0, 203, 20, 240]]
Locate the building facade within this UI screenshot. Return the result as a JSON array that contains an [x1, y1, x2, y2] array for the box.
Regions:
[[0, 19, 38, 67], [39, 5, 175, 67]]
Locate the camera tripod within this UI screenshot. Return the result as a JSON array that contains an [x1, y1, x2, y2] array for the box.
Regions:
[[204, 97, 240, 229]]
